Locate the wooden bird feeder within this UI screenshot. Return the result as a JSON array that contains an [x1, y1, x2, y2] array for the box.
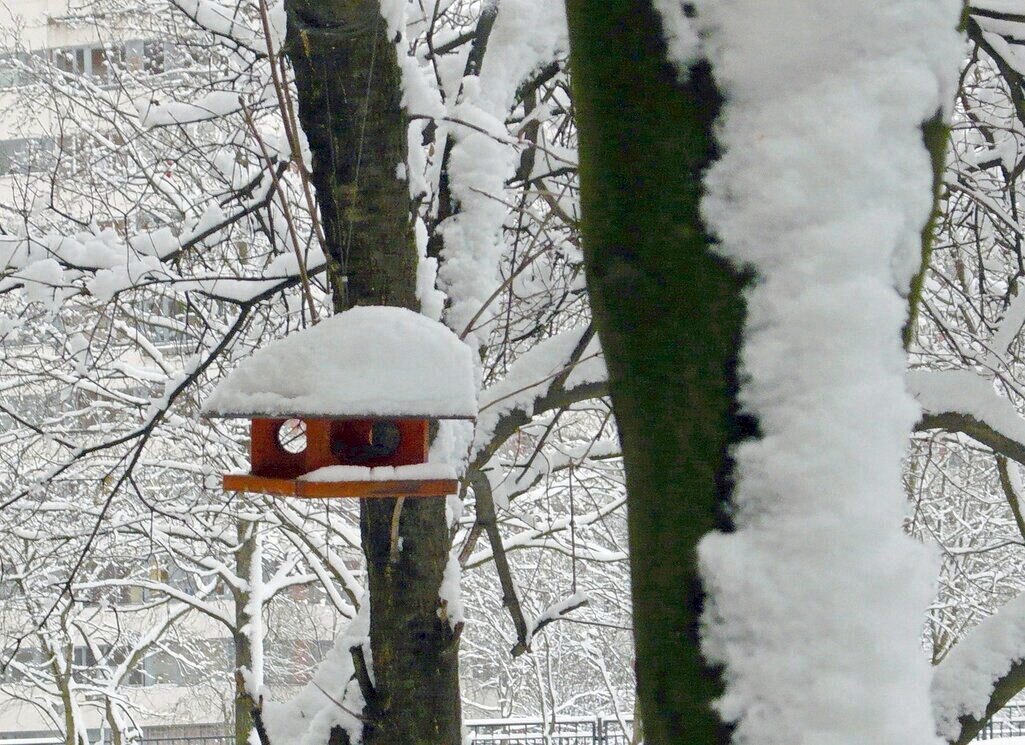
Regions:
[[202, 307, 476, 499]]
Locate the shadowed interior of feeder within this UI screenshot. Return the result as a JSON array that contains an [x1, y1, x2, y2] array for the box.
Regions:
[[250, 417, 429, 479]]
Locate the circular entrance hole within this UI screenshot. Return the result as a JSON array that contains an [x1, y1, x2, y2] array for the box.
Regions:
[[277, 418, 308, 454]]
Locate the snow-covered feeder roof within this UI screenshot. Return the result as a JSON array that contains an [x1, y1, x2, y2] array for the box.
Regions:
[[203, 306, 477, 420]]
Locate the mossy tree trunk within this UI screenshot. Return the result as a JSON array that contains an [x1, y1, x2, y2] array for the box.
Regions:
[[283, 2, 461, 744], [565, 3, 750, 744]]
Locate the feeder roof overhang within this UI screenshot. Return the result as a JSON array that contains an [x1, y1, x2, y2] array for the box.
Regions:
[[202, 306, 478, 420]]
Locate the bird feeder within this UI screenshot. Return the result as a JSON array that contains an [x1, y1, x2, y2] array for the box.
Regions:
[[202, 306, 477, 499]]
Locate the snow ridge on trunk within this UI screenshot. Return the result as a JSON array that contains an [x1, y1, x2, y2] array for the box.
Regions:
[[691, 2, 962, 743]]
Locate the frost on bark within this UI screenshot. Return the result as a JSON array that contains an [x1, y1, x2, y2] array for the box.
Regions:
[[565, 2, 750, 744], [282, 2, 461, 744]]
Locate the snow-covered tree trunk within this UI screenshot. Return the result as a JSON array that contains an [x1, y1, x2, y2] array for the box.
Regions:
[[234, 522, 257, 745], [565, 3, 747, 743], [283, 2, 461, 743], [570, 1, 963, 744], [692, 1, 962, 741]]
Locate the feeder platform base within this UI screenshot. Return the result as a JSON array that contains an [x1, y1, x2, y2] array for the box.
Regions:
[[223, 473, 458, 499]]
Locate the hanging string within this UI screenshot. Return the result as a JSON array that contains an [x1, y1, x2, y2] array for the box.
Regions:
[[326, 497, 332, 574], [339, 13, 381, 308]]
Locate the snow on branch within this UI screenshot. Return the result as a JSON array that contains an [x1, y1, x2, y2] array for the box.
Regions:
[[135, 91, 244, 128], [911, 369, 1025, 466], [263, 608, 369, 745], [910, 369, 1025, 443], [172, 0, 273, 55], [433, 0, 569, 343], [933, 590, 1025, 744], [525, 590, 588, 648], [472, 324, 605, 460]]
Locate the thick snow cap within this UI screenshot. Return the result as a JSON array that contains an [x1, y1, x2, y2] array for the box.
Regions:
[[203, 306, 477, 419]]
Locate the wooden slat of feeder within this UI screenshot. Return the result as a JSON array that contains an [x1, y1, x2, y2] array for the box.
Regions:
[[298, 479, 458, 499], [223, 473, 457, 499], [223, 473, 299, 497]]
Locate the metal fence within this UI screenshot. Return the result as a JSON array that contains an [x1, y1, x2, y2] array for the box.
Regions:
[[976, 719, 1025, 739], [105, 717, 1025, 745], [133, 718, 635, 745], [136, 718, 1025, 745], [466, 717, 634, 745], [25, 717, 1025, 745]]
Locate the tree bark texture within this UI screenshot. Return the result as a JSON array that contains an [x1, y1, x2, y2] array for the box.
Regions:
[[565, 3, 750, 744], [283, 3, 461, 744], [285, 0, 417, 312], [904, 110, 950, 348]]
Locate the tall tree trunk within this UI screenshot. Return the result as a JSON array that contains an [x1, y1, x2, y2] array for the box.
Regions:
[[283, 3, 462, 744], [565, 3, 750, 744]]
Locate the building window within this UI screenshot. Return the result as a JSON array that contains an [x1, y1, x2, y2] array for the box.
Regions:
[[90, 47, 109, 81], [143, 41, 166, 74], [0, 137, 55, 175], [0, 54, 22, 87], [0, 50, 45, 87], [53, 47, 84, 75], [0, 41, 166, 89]]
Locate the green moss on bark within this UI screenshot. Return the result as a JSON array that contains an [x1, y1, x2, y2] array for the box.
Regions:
[[904, 110, 950, 348], [285, 0, 417, 311]]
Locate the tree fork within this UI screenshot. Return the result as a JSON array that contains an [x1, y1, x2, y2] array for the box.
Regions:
[[565, 2, 751, 743]]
